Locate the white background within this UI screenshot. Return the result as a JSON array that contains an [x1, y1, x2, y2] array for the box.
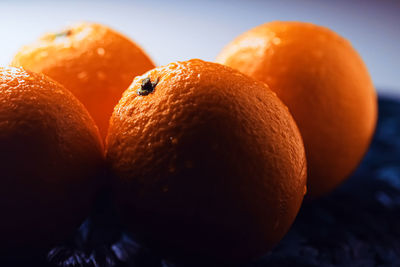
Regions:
[[0, 0, 399, 94]]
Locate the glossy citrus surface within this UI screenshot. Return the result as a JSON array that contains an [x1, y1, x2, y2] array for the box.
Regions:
[[0, 67, 104, 251], [217, 21, 377, 198], [106, 59, 307, 263], [11, 22, 155, 139]]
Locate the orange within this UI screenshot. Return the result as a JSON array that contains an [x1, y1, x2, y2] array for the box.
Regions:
[[106, 59, 307, 263], [0, 67, 104, 252], [11, 22, 155, 139], [217, 21, 377, 198]]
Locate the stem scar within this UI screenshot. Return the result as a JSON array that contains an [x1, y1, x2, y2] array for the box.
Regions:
[[137, 77, 159, 96]]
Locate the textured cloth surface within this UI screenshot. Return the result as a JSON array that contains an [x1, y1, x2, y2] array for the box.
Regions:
[[2, 96, 400, 267]]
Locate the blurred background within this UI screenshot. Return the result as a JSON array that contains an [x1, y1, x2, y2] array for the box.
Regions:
[[0, 0, 399, 94]]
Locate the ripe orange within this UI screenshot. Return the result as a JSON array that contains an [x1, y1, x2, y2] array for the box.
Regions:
[[106, 59, 307, 263], [11, 22, 155, 139], [0, 67, 104, 252], [217, 21, 377, 198]]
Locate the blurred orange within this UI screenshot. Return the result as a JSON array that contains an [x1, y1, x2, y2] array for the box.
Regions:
[[12, 22, 155, 139], [217, 21, 377, 198]]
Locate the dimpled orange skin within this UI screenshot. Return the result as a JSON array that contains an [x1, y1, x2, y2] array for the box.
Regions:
[[11, 22, 155, 139], [106, 59, 307, 263], [0, 67, 104, 252], [217, 21, 377, 198]]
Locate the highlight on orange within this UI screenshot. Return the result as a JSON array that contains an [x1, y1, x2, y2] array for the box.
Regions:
[[217, 21, 377, 198], [106, 59, 307, 264], [11, 22, 155, 139]]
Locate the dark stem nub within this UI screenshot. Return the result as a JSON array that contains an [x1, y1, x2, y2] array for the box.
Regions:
[[54, 30, 72, 38], [137, 77, 159, 96]]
